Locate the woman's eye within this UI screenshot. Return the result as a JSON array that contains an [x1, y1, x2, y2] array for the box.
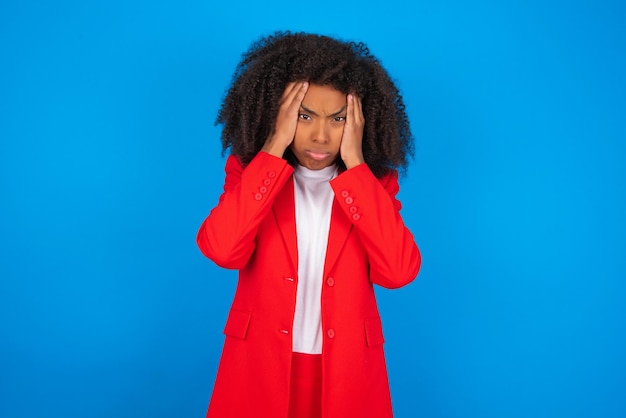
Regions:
[[334, 116, 346, 122], [298, 113, 311, 120]]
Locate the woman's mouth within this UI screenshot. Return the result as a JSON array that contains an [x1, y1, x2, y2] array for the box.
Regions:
[[305, 150, 330, 161]]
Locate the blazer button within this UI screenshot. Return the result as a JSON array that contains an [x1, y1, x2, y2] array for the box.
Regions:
[[284, 277, 294, 282], [254, 193, 263, 201], [263, 178, 271, 186], [352, 213, 361, 221], [345, 197, 354, 204], [259, 186, 268, 193], [327, 329, 335, 339], [268, 171, 276, 178], [341, 190, 349, 198], [349, 206, 358, 214], [326, 277, 335, 287], [279, 329, 289, 335]]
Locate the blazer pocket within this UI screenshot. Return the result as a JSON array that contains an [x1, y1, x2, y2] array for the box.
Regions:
[[223, 309, 251, 340], [364, 317, 385, 347]]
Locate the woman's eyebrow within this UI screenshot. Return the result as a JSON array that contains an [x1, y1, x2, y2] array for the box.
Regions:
[[299, 104, 347, 117], [328, 106, 347, 117], [299, 104, 319, 116]]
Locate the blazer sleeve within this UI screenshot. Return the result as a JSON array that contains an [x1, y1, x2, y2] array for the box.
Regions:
[[329, 163, 421, 289], [196, 152, 294, 269]]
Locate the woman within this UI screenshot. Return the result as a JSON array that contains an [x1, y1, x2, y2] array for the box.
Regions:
[[197, 31, 421, 418]]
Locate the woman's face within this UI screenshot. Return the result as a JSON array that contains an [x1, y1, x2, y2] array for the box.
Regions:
[[290, 83, 347, 170]]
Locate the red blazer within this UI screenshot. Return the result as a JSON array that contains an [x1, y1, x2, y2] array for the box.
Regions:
[[197, 151, 421, 418]]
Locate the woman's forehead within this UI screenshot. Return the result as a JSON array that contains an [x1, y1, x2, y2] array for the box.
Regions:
[[301, 84, 347, 112]]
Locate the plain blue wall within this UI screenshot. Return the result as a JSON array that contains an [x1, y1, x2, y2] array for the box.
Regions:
[[1, 0, 624, 417]]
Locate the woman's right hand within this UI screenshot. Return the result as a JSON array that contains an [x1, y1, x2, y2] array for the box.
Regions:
[[261, 81, 309, 158]]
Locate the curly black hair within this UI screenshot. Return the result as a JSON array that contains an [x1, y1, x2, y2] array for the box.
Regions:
[[216, 31, 414, 178]]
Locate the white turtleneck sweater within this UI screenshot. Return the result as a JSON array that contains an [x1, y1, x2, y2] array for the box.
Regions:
[[292, 163, 338, 354]]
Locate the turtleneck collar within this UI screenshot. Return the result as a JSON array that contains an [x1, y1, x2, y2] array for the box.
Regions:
[[294, 163, 338, 180]]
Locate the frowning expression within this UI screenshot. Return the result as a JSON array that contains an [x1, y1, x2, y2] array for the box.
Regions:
[[290, 84, 346, 170]]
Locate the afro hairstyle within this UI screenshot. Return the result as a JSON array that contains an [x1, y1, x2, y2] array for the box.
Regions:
[[216, 31, 414, 178]]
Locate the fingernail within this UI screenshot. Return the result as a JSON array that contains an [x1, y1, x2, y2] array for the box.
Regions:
[[303, 82, 309, 88]]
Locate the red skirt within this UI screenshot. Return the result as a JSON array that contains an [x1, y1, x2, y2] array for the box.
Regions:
[[288, 353, 322, 418]]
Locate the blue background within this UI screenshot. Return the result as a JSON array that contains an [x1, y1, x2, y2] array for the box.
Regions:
[[1, 0, 624, 417]]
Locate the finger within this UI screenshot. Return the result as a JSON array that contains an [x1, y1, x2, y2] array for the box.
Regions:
[[287, 81, 309, 110], [353, 94, 364, 124], [279, 82, 295, 101], [280, 82, 305, 106], [347, 93, 355, 125]]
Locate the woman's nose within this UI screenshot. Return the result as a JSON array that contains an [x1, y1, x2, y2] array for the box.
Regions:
[[312, 121, 329, 143]]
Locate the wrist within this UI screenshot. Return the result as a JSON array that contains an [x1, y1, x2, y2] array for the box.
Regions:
[[262, 136, 289, 158], [343, 155, 365, 170]]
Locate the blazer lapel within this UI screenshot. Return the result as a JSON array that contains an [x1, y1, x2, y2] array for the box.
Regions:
[[273, 179, 353, 278], [273, 177, 298, 272], [323, 198, 353, 278]]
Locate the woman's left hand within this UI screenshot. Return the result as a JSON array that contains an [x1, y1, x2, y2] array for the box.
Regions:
[[340, 94, 365, 169]]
